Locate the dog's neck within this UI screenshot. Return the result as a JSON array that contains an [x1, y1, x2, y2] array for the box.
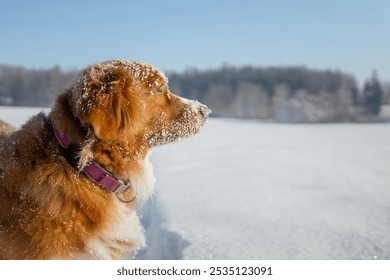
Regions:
[[53, 128, 133, 197]]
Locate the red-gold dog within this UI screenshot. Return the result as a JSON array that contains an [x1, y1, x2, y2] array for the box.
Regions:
[[0, 60, 210, 259]]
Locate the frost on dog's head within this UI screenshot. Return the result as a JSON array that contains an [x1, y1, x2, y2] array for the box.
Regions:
[[68, 59, 210, 144], [71, 60, 133, 141]]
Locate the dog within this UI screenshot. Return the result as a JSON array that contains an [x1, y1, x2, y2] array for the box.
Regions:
[[0, 60, 210, 259]]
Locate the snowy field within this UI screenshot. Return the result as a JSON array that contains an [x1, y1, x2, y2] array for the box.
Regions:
[[1, 106, 390, 260]]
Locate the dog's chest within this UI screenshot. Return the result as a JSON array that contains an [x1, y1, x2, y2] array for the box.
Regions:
[[83, 203, 146, 259], [79, 156, 155, 259]]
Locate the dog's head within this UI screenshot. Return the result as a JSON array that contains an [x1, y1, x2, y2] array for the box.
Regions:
[[50, 60, 210, 202], [67, 60, 210, 146]]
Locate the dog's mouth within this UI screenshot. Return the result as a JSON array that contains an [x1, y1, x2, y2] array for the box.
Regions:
[[147, 100, 211, 147]]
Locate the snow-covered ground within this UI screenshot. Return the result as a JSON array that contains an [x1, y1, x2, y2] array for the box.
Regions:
[[1, 106, 390, 260]]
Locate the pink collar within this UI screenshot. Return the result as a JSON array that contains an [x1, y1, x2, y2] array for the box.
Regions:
[[54, 129, 131, 194]]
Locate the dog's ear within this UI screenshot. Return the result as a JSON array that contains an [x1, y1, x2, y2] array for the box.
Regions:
[[88, 92, 126, 141], [73, 64, 132, 141]]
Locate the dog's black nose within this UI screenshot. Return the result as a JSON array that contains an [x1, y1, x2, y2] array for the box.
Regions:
[[199, 104, 212, 118]]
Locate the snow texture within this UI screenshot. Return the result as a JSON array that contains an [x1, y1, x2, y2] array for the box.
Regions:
[[72, 60, 169, 118], [82, 60, 167, 93], [1, 106, 390, 260]]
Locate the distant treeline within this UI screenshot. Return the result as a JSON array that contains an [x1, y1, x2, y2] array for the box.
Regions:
[[169, 66, 389, 122], [0, 65, 77, 107], [0, 64, 389, 122]]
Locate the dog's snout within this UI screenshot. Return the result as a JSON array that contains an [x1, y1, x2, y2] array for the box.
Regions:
[[178, 97, 211, 119]]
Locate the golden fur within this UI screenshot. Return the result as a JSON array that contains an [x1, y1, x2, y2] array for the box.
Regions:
[[0, 60, 210, 259]]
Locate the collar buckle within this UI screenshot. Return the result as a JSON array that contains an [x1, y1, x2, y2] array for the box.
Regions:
[[114, 180, 131, 194]]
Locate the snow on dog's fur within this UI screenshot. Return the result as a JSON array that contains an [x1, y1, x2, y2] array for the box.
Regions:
[[0, 60, 210, 259], [0, 120, 16, 137]]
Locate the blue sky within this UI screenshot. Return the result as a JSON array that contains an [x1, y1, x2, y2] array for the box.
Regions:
[[0, 0, 389, 83]]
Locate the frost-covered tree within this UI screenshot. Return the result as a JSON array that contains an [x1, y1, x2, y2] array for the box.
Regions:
[[233, 82, 270, 119], [274, 89, 354, 123], [204, 83, 235, 117], [363, 71, 383, 115]]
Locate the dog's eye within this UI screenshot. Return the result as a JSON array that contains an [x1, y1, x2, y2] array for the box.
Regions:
[[155, 86, 163, 94]]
